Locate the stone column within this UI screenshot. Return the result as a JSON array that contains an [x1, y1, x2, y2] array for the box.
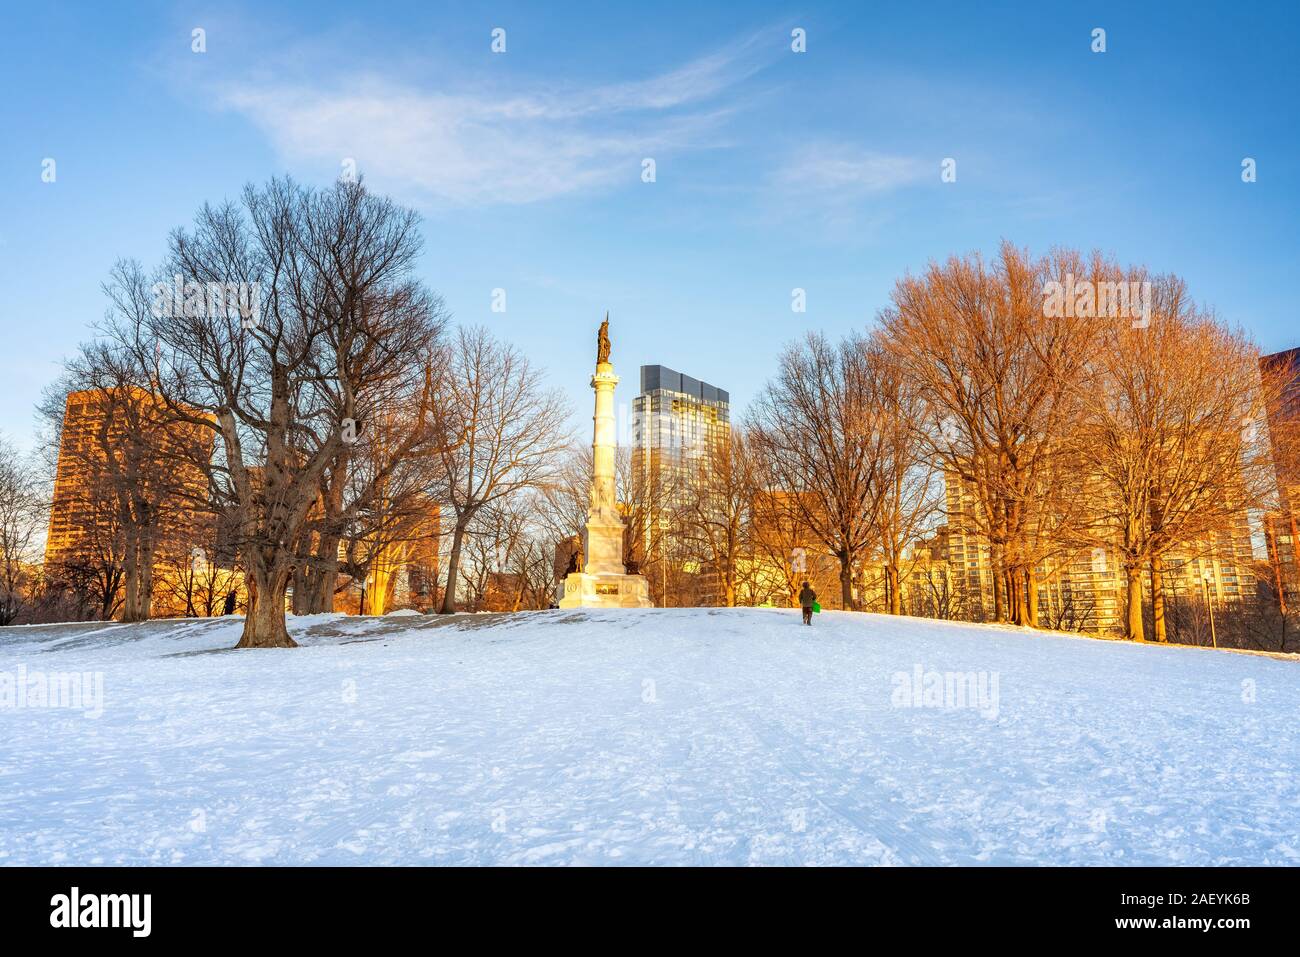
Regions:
[[583, 360, 625, 575], [591, 362, 618, 517]]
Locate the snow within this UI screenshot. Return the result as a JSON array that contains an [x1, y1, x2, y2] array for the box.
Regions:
[[1, 607, 1296, 866]]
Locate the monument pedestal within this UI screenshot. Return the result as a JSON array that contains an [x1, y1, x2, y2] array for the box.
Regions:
[[557, 570, 652, 608], [556, 485, 653, 611]]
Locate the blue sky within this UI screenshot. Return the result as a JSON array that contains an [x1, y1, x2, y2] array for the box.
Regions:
[[2, 0, 1297, 451]]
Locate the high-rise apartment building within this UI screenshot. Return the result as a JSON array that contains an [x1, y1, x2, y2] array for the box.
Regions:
[[630, 364, 731, 500], [1260, 347, 1300, 608], [938, 468, 1257, 635], [629, 365, 731, 603], [1262, 346, 1300, 442], [45, 388, 211, 574]]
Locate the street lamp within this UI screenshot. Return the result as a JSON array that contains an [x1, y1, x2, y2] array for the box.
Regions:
[[1201, 569, 1217, 649]]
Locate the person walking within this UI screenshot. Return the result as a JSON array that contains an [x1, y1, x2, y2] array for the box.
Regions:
[[798, 581, 817, 626], [222, 590, 238, 616]]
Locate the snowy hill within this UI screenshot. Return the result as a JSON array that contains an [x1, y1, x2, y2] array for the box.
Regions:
[[1, 608, 1296, 866]]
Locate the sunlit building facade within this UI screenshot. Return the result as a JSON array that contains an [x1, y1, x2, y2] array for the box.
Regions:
[[939, 468, 1257, 635], [45, 388, 211, 572], [630, 365, 731, 498], [1260, 347, 1300, 609], [629, 365, 731, 604], [348, 501, 442, 615]]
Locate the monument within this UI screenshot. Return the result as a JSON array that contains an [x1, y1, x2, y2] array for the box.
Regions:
[[557, 315, 653, 608]]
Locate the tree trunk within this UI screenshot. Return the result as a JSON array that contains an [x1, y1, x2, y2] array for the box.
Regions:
[[291, 560, 310, 615], [1008, 564, 1033, 627], [1124, 564, 1145, 642], [1025, 566, 1039, 628], [1264, 517, 1288, 614], [991, 545, 1005, 621], [236, 563, 297, 648], [121, 528, 143, 622], [1007, 567, 1023, 625], [887, 564, 901, 615], [306, 533, 341, 613], [1150, 555, 1167, 643], [99, 573, 117, 621], [440, 520, 469, 614], [292, 527, 339, 615], [135, 536, 156, 621], [837, 550, 854, 610]]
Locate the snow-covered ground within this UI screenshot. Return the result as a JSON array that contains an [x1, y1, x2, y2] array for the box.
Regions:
[[1, 608, 1296, 866]]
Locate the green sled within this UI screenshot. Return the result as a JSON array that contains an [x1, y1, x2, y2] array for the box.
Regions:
[[812, 602, 821, 613]]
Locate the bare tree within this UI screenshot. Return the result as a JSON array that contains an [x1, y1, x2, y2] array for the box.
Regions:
[[293, 374, 451, 616], [459, 503, 529, 612], [1069, 272, 1284, 641], [0, 439, 45, 625], [436, 326, 571, 613], [748, 484, 813, 607], [304, 402, 450, 617], [48, 510, 126, 621], [879, 243, 1097, 626], [620, 444, 687, 605], [679, 427, 751, 607], [104, 177, 446, 647], [863, 337, 940, 614], [152, 542, 243, 618], [748, 332, 883, 609], [534, 443, 591, 554], [505, 528, 564, 611], [454, 491, 568, 612]]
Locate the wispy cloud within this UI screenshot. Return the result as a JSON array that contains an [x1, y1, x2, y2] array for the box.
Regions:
[[215, 30, 779, 207], [775, 145, 929, 195], [753, 145, 932, 238]]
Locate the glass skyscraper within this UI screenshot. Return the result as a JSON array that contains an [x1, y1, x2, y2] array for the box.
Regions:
[[630, 364, 730, 497]]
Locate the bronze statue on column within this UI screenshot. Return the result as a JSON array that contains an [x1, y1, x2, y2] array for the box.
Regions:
[[597, 312, 611, 365]]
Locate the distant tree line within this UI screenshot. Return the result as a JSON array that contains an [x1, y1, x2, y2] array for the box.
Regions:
[[3, 190, 1297, 654]]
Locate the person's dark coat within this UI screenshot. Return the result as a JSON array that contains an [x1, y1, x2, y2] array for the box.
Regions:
[[222, 591, 237, 616], [798, 586, 816, 609]]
